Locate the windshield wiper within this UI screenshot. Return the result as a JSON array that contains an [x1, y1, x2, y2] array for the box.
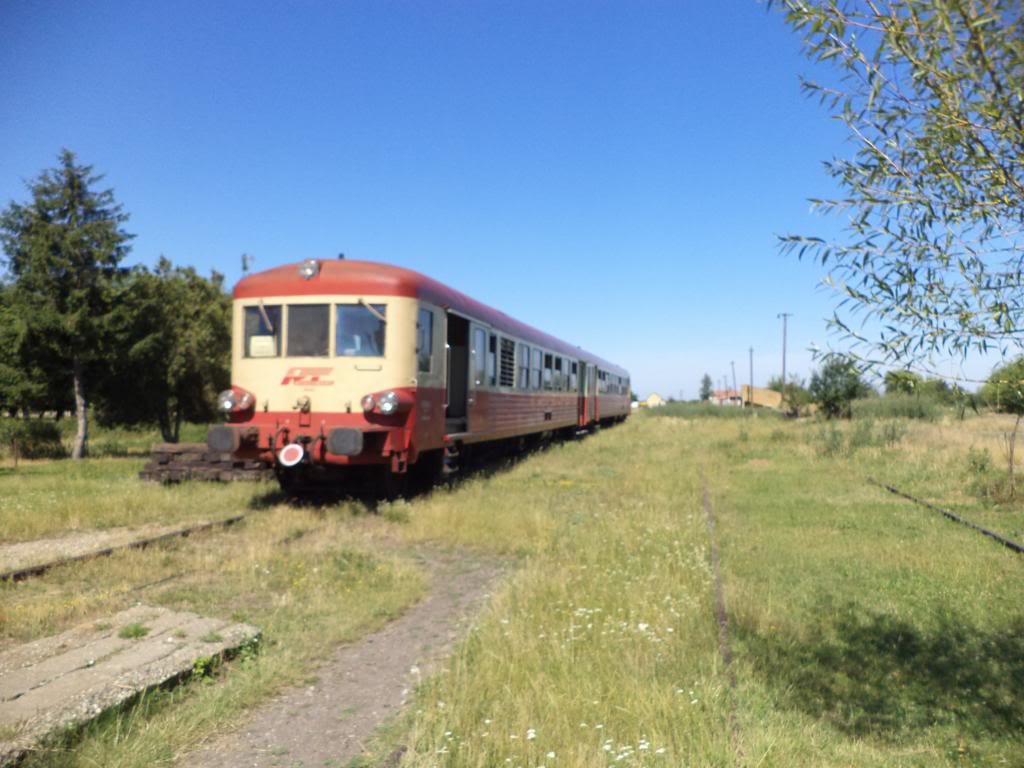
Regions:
[[359, 299, 387, 324]]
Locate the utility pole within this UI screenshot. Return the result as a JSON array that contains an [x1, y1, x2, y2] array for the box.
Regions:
[[778, 312, 792, 405], [730, 361, 737, 405], [749, 347, 754, 407]]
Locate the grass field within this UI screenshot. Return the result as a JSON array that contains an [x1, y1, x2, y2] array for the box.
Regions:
[[2, 413, 1023, 766]]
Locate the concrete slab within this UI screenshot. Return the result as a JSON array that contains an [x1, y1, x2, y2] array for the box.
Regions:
[[0, 518, 243, 581], [0, 605, 260, 766]]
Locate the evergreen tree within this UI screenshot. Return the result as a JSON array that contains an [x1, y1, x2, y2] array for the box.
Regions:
[[699, 374, 713, 401], [0, 150, 132, 458]]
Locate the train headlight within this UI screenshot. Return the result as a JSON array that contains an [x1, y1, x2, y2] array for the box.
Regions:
[[218, 390, 238, 412], [218, 387, 256, 416], [298, 259, 320, 280], [377, 391, 399, 415], [361, 394, 376, 413]]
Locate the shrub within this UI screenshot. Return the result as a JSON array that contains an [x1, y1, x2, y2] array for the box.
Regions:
[[0, 418, 67, 459], [850, 395, 940, 421], [648, 402, 777, 420]]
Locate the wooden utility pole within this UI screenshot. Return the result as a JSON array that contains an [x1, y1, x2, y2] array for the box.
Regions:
[[778, 312, 792, 407], [749, 347, 754, 407]]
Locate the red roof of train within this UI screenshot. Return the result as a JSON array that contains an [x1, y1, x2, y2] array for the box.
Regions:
[[234, 259, 628, 376]]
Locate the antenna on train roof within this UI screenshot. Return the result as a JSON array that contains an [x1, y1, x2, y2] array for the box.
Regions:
[[337, 252, 345, 260]]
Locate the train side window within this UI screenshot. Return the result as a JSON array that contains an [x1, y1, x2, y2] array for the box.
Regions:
[[554, 357, 564, 390], [244, 304, 281, 358], [499, 338, 516, 387], [487, 334, 497, 386], [416, 308, 433, 372], [517, 344, 529, 389], [531, 348, 542, 389], [472, 327, 487, 386], [543, 353, 553, 390], [287, 304, 329, 357], [570, 361, 578, 390], [336, 303, 386, 356]]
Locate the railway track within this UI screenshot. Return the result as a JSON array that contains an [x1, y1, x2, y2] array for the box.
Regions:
[[869, 478, 1024, 555], [0, 515, 245, 582]]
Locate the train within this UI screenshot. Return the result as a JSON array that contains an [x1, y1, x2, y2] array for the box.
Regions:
[[207, 258, 631, 492]]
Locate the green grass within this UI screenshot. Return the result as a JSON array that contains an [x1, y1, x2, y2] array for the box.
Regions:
[[385, 415, 1024, 767], [0, 457, 268, 542], [5, 414, 1024, 766]]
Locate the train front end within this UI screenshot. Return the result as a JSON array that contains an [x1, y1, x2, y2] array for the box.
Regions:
[[207, 259, 444, 487]]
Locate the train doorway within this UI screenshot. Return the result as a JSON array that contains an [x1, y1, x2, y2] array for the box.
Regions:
[[445, 313, 469, 433], [578, 361, 589, 426]]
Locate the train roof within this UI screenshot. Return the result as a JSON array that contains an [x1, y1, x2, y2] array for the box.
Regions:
[[234, 259, 629, 377]]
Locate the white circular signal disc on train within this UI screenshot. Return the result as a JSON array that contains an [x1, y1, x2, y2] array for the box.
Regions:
[[278, 443, 305, 467]]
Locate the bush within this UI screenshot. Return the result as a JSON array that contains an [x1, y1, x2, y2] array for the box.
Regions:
[[0, 418, 67, 459], [648, 402, 778, 420], [850, 395, 941, 421]]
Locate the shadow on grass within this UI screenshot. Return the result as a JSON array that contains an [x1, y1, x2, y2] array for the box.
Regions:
[[736, 606, 1024, 739]]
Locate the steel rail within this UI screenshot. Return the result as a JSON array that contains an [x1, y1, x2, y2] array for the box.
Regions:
[[0, 515, 246, 582], [868, 478, 1024, 555]]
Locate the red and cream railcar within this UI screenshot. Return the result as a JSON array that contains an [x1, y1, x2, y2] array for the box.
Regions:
[[208, 259, 630, 486]]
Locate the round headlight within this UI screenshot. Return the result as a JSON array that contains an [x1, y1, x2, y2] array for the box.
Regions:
[[377, 391, 399, 415], [298, 258, 320, 280], [361, 394, 376, 412], [217, 390, 237, 412]]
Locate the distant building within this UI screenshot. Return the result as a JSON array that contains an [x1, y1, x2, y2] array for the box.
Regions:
[[740, 385, 783, 410], [711, 388, 743, 407], [645, 393, 667, 408]]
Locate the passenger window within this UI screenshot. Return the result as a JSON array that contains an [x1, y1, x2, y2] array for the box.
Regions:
[[472, 327, 487, 386], [543, 353, 553, 390], [570, 361, 578, 390], [416, 308, 433, 372], [286, 304, 329, 357], [336, 303, 386, 356], [531, 348, 542, 389], [517, 344, 529, 389], [554, 357, 564, 390], [487, 334, 497, 386], [244, 304, 281, 358]]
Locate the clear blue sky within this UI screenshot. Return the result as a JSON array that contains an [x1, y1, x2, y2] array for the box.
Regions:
[[0, 0, 994, 396]]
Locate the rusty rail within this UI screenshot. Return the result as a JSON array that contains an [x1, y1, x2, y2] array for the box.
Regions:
[[868, 478, 1024, 555]]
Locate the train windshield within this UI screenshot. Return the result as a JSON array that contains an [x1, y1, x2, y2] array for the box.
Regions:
[[287, 304, 329, 356], [244, 304, 281, 358], [336, 303, 386, 356]]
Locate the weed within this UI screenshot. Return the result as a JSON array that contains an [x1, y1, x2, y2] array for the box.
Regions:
[[200, 631, 223, 643], [118, 623, 150, 639], [881, 420, 907, 448]]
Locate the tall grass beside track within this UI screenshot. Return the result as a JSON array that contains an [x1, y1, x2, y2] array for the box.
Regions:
[[3, 413, 1024, 765], [389, 414, 1024, 767]]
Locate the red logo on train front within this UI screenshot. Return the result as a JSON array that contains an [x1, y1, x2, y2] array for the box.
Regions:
[[281, 367, 334, 386]]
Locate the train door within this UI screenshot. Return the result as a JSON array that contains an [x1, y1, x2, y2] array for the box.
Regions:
[[577, 361, 589, 426], [468, 323, 488, 433], [589, 366, 599, 422], [445, 313, 469, 433]]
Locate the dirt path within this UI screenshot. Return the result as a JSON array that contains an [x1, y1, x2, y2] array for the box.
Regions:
[[185, 548, 505, 768]]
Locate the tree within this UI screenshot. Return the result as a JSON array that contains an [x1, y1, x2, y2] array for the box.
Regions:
[[766, 374, 813, 414], [0, 150, 132, 458], [809, 357, 870, 418], [699, 374, 713, 401], [979, 358, 1024, 496], [95, 259, 231, 442], [883, 370, 923, 396], [776, 1, 1024, 364]]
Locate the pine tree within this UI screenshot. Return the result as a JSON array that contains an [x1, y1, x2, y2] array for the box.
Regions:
[[0, 150, 132, 458]]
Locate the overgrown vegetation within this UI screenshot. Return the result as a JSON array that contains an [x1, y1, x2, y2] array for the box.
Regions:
[[5, 415, 1024, 766], [0, 151, 230, 454]]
